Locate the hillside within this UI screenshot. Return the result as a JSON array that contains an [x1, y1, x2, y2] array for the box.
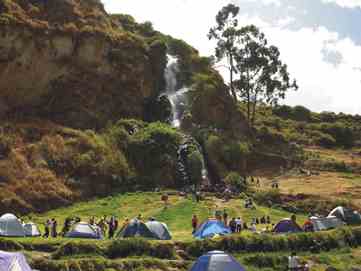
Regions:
[[0, 0, 360, 218], [0, 0, 245, 214]]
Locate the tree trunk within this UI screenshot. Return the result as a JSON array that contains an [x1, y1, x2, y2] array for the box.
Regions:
[[251, 99, 257, 126], [246, 88, 251, 124], [229, 55, 237, 102]]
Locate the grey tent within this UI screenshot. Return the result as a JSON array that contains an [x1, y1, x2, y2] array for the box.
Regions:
[[310, 216, 344, 231], [190, 251, 246, 271], [23, 222, 41, 237], [0, 251, 32, 271], [0, 214, 25, 237], [145, 221, 172, 240], [328, 206, 361, 225], [65, 222, 103, 239], [117, 219, 156, 239]]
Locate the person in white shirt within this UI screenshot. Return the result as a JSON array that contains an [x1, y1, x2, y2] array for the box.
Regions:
[[250, 223, 257, 233], [288, 252, 299, 271]]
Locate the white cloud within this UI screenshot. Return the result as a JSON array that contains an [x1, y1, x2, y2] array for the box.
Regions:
[[102, 0, 361, 114], [322, 0, 361, 8]]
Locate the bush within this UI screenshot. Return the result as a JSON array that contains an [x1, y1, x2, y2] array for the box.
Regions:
[[320, 122, 354, 148], [0, 238, 23, 251], [187, 151, 203, 186], [0, 132, 14, 157], [292, 105, 312, 122], [106, 239, 175, 259], [224, 172, 247, 191], [254, 189, 282, 207], [53, 241, 103, 259], [316, 132, 337, 148]]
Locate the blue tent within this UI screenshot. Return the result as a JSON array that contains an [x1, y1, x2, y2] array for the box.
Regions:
[[273, 218, 302, 234], [193, 219, 231, 239], [190, 251, 246, 271], [65, 222, 103, 239], [117, 219, 156, 239]]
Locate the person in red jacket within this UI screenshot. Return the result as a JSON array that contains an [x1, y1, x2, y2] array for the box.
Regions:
[[192, 214, 198, 233]]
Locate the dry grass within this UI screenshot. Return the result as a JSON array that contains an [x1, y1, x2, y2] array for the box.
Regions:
[[258, 147, 361, 209]]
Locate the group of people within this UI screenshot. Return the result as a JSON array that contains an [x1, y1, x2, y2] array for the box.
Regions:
[[191, 209, 273, 234], [43, 218, 58, 238], [43, 215, 122, 239]]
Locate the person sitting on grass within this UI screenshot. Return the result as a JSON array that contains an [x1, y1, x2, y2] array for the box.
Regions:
[[89, 216, 95, 226], [303, 216, 314, 232], [250, 223, 257, 233]]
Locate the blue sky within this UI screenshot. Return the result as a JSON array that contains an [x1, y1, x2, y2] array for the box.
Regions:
[[102, 0, 361, 114]]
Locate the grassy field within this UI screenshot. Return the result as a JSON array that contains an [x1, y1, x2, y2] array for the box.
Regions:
[[23, 192, 306, 241]]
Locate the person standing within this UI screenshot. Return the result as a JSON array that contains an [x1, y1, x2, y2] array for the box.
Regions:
[[98, 216, 107, 237], [192, 214, 198, 233], [236, 217, 243, 233], [229, 218, 237, 233], [223, 209, 228, 226], [288, 252, 299, 271], [51, 218, 57, 238], [108, 216, 116, 239], [43, 219, 50, 238]]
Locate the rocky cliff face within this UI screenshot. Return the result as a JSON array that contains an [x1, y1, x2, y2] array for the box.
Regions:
[[0, 0, 164, 129]]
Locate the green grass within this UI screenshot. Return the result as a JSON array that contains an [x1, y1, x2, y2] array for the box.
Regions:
[[24, 192, 307, 241], [234, 248, 361, 271]]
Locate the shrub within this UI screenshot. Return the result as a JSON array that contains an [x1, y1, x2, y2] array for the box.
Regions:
[[292, 105, 312, 122], [53, 241, 103, 259], [106, 239, 175, 259], [254, 189, 282, 207], [224, 172, 247, 191], [320, 122, 354, 148], [187, 151, 203, 186], [316, 132, 337, 148], [0, 238, 23, 251]]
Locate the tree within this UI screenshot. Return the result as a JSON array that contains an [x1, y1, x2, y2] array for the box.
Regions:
[[233, 25, 298, 125], [208, 4, 240, 102]]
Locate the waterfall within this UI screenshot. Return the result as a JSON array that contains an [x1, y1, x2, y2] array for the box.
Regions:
[[162, 55, 189, 128], [162, 55, 210, 188]]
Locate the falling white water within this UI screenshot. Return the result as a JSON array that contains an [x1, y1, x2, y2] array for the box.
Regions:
[[163, 55, 209, 183], [162, 55, 189, 128]]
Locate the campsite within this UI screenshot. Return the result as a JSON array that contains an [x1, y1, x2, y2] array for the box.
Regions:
[[2, 192, 361, 270]]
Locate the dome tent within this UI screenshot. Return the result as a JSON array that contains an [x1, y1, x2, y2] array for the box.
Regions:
[[0, 251, 32, 271], [309, 216, 344, 232], [328, 206, 361, 225], [65, 222, 103, 239], [23, 222, 41, 237], [190, 251, 246, 271], [145, 220, 172, 240], [117, 219, 156, 239], [0, 214, 25, 237], [273, 218, 302, 234], [193, 219, 231, 239]]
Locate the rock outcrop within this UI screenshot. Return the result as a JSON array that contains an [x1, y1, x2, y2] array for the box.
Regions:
[[0, 0, 164, 129]]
